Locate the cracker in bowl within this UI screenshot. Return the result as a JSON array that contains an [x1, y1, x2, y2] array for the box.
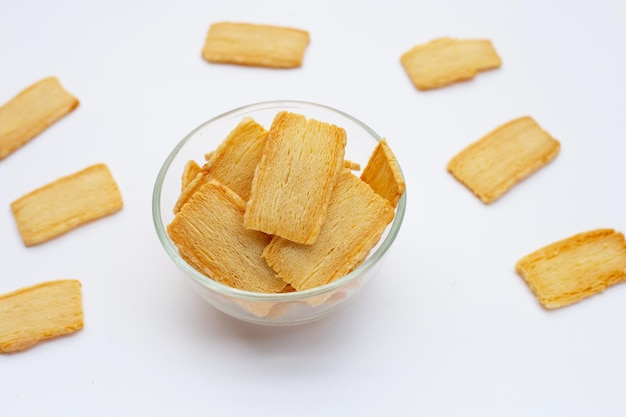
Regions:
[[244, 111, 346, 245], [263, 169, 395, 291], [168, 180, 288, 293]]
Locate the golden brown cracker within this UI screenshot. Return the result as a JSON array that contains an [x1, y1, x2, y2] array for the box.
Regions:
[[11, 163, 123, 246], [263, 169, 394, 291], [174, 171, 207, 214], [244, 111, 346, 244], [344, 159, 361, 171], [174, 117, 268, 213], [203, 116, 269, 201], [167, 180, 287, 293], [181, 160, 201, 190], [401, 37, 501, 90], [0, 279, 83, 353], [447, 116, 560, 204], [0, 77, 79, 160], [516, 229, 626, 309], [360, 138, 406, 208], [202, 22, 310, 68]]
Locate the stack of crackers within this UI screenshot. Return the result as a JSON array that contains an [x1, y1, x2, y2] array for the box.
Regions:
[[167, 111, 405, 294]]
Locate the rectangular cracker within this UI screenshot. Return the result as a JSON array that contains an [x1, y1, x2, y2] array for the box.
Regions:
[[167, 180, 287, 293], [11, 163, 123, 246], [0, 77, 79, 160], [447, 116, 560, 204], [360, 138, 406, 208], [516, 229, 626, 309], [174, 117, 269, 213], [0, 279, 83, 353], [263, 169, 394, 291], [401, 37, 501, 90], [202, 22, 310, 68], [244, 111, 346, 244]]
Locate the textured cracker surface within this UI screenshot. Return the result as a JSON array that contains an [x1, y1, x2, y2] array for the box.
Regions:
[[174, 117, 268, 212], [0, 76, 79, 160], [447, 116, 560, 204], [516, 229, 626, 309], [181, 159, 201, 190], [361, 138, 406, 208], [244, 111, 346, 244], [263, 170, 394, 291], [202, 22, 310, 68], [401, 37, 501, 90], [0, 279, 83, 353], [167, 180, 287, 293], [10, 163, 123, 246]]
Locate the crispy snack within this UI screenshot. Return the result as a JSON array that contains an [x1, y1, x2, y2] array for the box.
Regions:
[[181, 160, 201, 190], [11, 163, 123, 246], [202, 117, 268, 201], [0, 280, 83, 353], [447, 116, 560, 204], [174, 117, 268, 212], [263, 169, 394, 291], [202, 22, 310, 68], [174, 171, 206, 214], [344, 159, 361, 171], [167, 180, 287, 293], [0, 77, 79, 160], [360, 138, 405, 208], [401, 37, 501, 90], [516, 229, 626, 309], [244, 111, 346, 244]]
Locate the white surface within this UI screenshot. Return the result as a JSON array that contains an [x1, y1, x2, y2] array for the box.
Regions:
[[1, 0, 625, 415]]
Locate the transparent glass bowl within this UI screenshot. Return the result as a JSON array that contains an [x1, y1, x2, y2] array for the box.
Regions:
[[152, 101, 406, 326]]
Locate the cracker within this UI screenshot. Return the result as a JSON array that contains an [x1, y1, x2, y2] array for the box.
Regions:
[[0, 77, 79, 160], [244, 111, 346, 244], [11, 163, 123, 246], [516, 229, 626, 309], [167, 180, 287, 293], [263, 169, 394, 291], [174, 171, 207, 214], [447, 116, 560, 204], [181, 160, 201, 190], [0, 280, 83, 353], [344, 159, 361, 171], [401, 37, 501, 90], [202, 22, 310, 68], [360, 138, 406, 208], [202, 116, 269, 201], [173, 117, 268, 213]]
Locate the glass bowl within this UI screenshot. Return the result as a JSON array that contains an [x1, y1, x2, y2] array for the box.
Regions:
[[152, 100, 406, 326]]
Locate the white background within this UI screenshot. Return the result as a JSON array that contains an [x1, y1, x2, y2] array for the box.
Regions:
[[2, 0, 626, 415]]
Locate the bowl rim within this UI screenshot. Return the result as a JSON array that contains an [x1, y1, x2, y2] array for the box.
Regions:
[[152, 100, 406, 302]]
